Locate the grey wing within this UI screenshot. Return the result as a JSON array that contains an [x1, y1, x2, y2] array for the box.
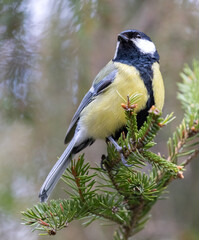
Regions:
[[64, 66, 117, 144], [64, 91, 93, 144]]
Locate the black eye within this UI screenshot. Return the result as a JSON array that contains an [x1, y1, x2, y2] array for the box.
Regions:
[[136, 34, 141, 39]]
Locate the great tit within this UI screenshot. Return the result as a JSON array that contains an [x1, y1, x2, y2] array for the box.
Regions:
[[39, 29, 165, 202]]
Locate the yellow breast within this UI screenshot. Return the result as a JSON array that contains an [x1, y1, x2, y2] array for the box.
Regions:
[[79, 62, 164, 139]]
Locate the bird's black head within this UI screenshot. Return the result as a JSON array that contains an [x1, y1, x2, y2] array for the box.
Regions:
[[113, 30, 159, 65]]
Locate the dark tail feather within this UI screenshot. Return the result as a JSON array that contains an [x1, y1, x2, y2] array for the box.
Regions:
[[39, 137, 76, 202]]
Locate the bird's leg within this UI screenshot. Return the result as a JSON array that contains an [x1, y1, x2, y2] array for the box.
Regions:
[[107, 136, 132, 167]]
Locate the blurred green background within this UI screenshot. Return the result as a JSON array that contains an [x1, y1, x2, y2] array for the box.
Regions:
[[0, 0, 199, 239]]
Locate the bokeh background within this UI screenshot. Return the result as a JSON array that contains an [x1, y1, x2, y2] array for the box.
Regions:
[[1, 0, 199, 239]]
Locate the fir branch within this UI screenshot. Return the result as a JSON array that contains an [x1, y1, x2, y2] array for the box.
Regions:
[[142, 150, 180, 174], [167, 61, 199, 166], [21, 60, 199, 240]]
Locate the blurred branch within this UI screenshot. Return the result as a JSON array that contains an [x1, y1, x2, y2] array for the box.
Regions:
[[0, 0, 36, 120]]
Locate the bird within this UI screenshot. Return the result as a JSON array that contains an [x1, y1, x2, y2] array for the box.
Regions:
[[39, 29, 165, 202]]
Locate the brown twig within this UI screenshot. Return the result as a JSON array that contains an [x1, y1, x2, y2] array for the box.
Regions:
[[104, 157, 145, 239], [167, 122, 199, 162], [123, 201, 144, 239], [71, 165, 84, 201], [182, 148, 199, 166]]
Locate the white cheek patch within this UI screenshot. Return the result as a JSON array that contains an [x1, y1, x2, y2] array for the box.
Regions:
[[113, 41, 120, 59], [133, 38, 156, 55]]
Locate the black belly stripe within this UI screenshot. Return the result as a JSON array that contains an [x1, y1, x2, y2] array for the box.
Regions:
[[136, 64, 155, 128]]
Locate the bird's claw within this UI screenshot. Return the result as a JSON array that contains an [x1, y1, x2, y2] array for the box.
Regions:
[[121, 153, 133, 167]]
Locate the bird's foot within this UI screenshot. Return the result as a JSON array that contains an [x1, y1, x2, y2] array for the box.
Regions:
[[120, 153, 133, 167], [107, 136, 133, 167]]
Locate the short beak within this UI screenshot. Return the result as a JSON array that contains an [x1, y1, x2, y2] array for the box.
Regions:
[[118, 33, 129, 42]]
